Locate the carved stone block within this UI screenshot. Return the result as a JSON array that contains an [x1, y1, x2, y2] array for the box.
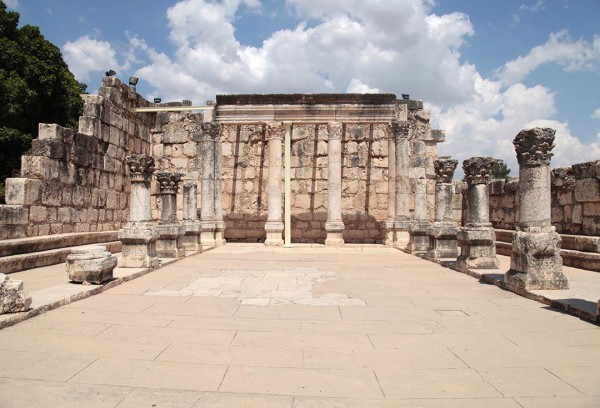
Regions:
[[66, 245, 117, 284], [0, 274, 32, 314]]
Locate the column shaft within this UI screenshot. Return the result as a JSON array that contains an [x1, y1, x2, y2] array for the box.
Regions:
[[325, 122, 344, 246], [265, 122, 284, 246]]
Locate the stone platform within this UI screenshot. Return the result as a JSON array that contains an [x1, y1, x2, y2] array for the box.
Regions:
[[0, 245, 599, 407]]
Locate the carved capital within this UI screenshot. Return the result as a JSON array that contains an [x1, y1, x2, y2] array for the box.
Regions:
[[390, 120, 410, 139], [434, 157, 458, 183], [155, 172, 184, 195], [514, 127, 556, 167], [201, 122, 221, 141], [463, 157, 496, 185], [265, 122, 284, 140], [125, 155, 155, 182], [327, 122, 343, 140]]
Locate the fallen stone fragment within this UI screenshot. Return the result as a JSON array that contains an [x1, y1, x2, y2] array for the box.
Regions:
[[0, 273, 32, 314], [66, 245, 117, 284]]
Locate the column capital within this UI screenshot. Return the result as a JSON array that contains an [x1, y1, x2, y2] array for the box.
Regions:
[[265, 121, 284, 140], [201, 122, 221, 141], [434, 157, 458, 183], [514, 127, 556, 167], [156, 172, 184, 195], [463, 157, 495, 186], [390, 120, 410, 140], [125, 155, 155, 182], [327, 121, 343, 140]]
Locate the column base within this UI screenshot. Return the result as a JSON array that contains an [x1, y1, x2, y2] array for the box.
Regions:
[[265, 221, 284, 246], [156, 224, 186, 259], [394, 220, 411, 248], [118, 223, 160, 268], [200, 221, 216, 248], [382, 220, 395, 246], [182, 221, 201, 255], [505, 227, 569, 291], [456, 226, 499, 270], [325, 221, 345, 247], [214, 220, 226, 247], [407, 222, 430, 254], [426, 223, 459, 260]]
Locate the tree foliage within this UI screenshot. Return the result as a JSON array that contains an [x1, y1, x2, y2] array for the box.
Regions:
[[0, 0, 86, 193], [492, 159, 511, 180]]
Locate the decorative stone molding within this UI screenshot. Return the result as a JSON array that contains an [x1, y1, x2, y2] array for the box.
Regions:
[[514, 127, 555, 167], [125, 155, 155, 182], [434, 158, 458, 184], [201, 122, 221, 140], [265, 122, 284, 140], [327, 122, 343, 140], [0, 273, 31, 314], [66, 246, 117, 284], [390, 120, 410, 139], [463, 157, 496, 186], [155, 172, 183, 195]]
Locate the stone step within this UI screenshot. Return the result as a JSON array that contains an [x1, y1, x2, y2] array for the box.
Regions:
[[494, 229, 600, 272], [0, 231, 118, 257], [0, 241, 121, 275]]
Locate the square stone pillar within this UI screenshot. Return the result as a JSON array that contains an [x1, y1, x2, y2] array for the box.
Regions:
[[407, 177, 430, 253], [182, 181, 201, 255], [383, 122, 396, 246], [155, 172, 185, 259], [325, 122, 345, 246], [426, 157, 459, 259], [505, 128, 569, 290], [265, 122, 284, 246], [456, 157, 499, 270], [118, 155, 160, 268], [200, 122, 218, 248], [212, 123, 226, 246], [393, 121, 411, 248]]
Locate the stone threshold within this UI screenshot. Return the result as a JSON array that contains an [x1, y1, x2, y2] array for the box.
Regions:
[[407, 251, 600, 324], [0, 248, 212, 330]]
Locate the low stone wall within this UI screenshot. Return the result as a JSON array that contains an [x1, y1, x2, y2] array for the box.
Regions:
[[488, 160, 600, 235], [0, 77, 154, 240]]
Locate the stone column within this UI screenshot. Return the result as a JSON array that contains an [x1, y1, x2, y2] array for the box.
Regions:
[[383, 122, 396, 246], [505, 128, 569, 290], [325, 121, 345, 246], [118, 155, 159, 268], [200, 122, 217, 247], [182, 181, 201, 254], [426, 157, 459, 259], [394, 121, 411, 247], [212, 123, 226, 246], [456, 157, 499, 269], [265, 122, 284, 246], [155, 172, 185, 258], [407, 175, 430, 253]]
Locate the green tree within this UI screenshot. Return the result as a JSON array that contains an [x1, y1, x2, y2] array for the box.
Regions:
[[0, 1, 86, 200], [492, 159, 511, 180]]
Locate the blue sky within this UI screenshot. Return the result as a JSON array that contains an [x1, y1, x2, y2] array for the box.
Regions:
[[6, 0, 600, 173]]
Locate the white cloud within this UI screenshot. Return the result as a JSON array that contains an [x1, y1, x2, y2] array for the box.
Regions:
[[497, 30, 600, 85], [592, 108, 600, 119], [63, 36, 119, 83], [4, 0, 19, 8]]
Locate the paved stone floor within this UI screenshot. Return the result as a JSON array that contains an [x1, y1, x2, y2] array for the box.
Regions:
[[1, 245, 600, 407]]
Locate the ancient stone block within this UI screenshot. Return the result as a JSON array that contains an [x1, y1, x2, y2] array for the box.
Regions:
[[0, 205, 29, 225], [0, 274, 32, 314], [574, 179, 600, 202], [5, 178, 41, 206], [38, 123, 64, 140], [66, 246, 117, 284]]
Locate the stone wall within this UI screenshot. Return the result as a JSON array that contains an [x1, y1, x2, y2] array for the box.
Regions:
[[487, 160, 600, 235], [0, 77, 154, 240]]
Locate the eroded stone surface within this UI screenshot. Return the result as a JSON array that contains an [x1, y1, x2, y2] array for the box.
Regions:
[[66, 245, 117, 284], [0, 273, 32, 314], [145, 267, 365, 306]]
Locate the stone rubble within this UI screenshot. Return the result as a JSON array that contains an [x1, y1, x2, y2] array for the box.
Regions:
[[0, 273, 32, 314], [66, 245, 117, 284]]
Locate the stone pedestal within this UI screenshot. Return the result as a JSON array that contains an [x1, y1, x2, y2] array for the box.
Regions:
[[213, 124, 226, 246], [457, 157, 499, 270], [505, 128, 569, 290], [427, 158, 459, 260], [0, 273, 32, 314], [265, 122, 284, 246], [385, 123, 396, 246], [200, 122, 221, 248], [119, 155, 159, 268], [156, 172, 185, 259], [383, 220, 396, 247], [182, 181, 201, 254], [408, 178, 430, 253], [325, 122, 345, 246], [66, 246, 117, 284], [200, 221, 216, 247]]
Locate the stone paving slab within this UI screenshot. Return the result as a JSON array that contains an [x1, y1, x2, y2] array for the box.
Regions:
[[0, 245, 599, 407]]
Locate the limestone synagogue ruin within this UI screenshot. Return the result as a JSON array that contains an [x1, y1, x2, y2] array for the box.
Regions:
[[3, 76, 600, 319]]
